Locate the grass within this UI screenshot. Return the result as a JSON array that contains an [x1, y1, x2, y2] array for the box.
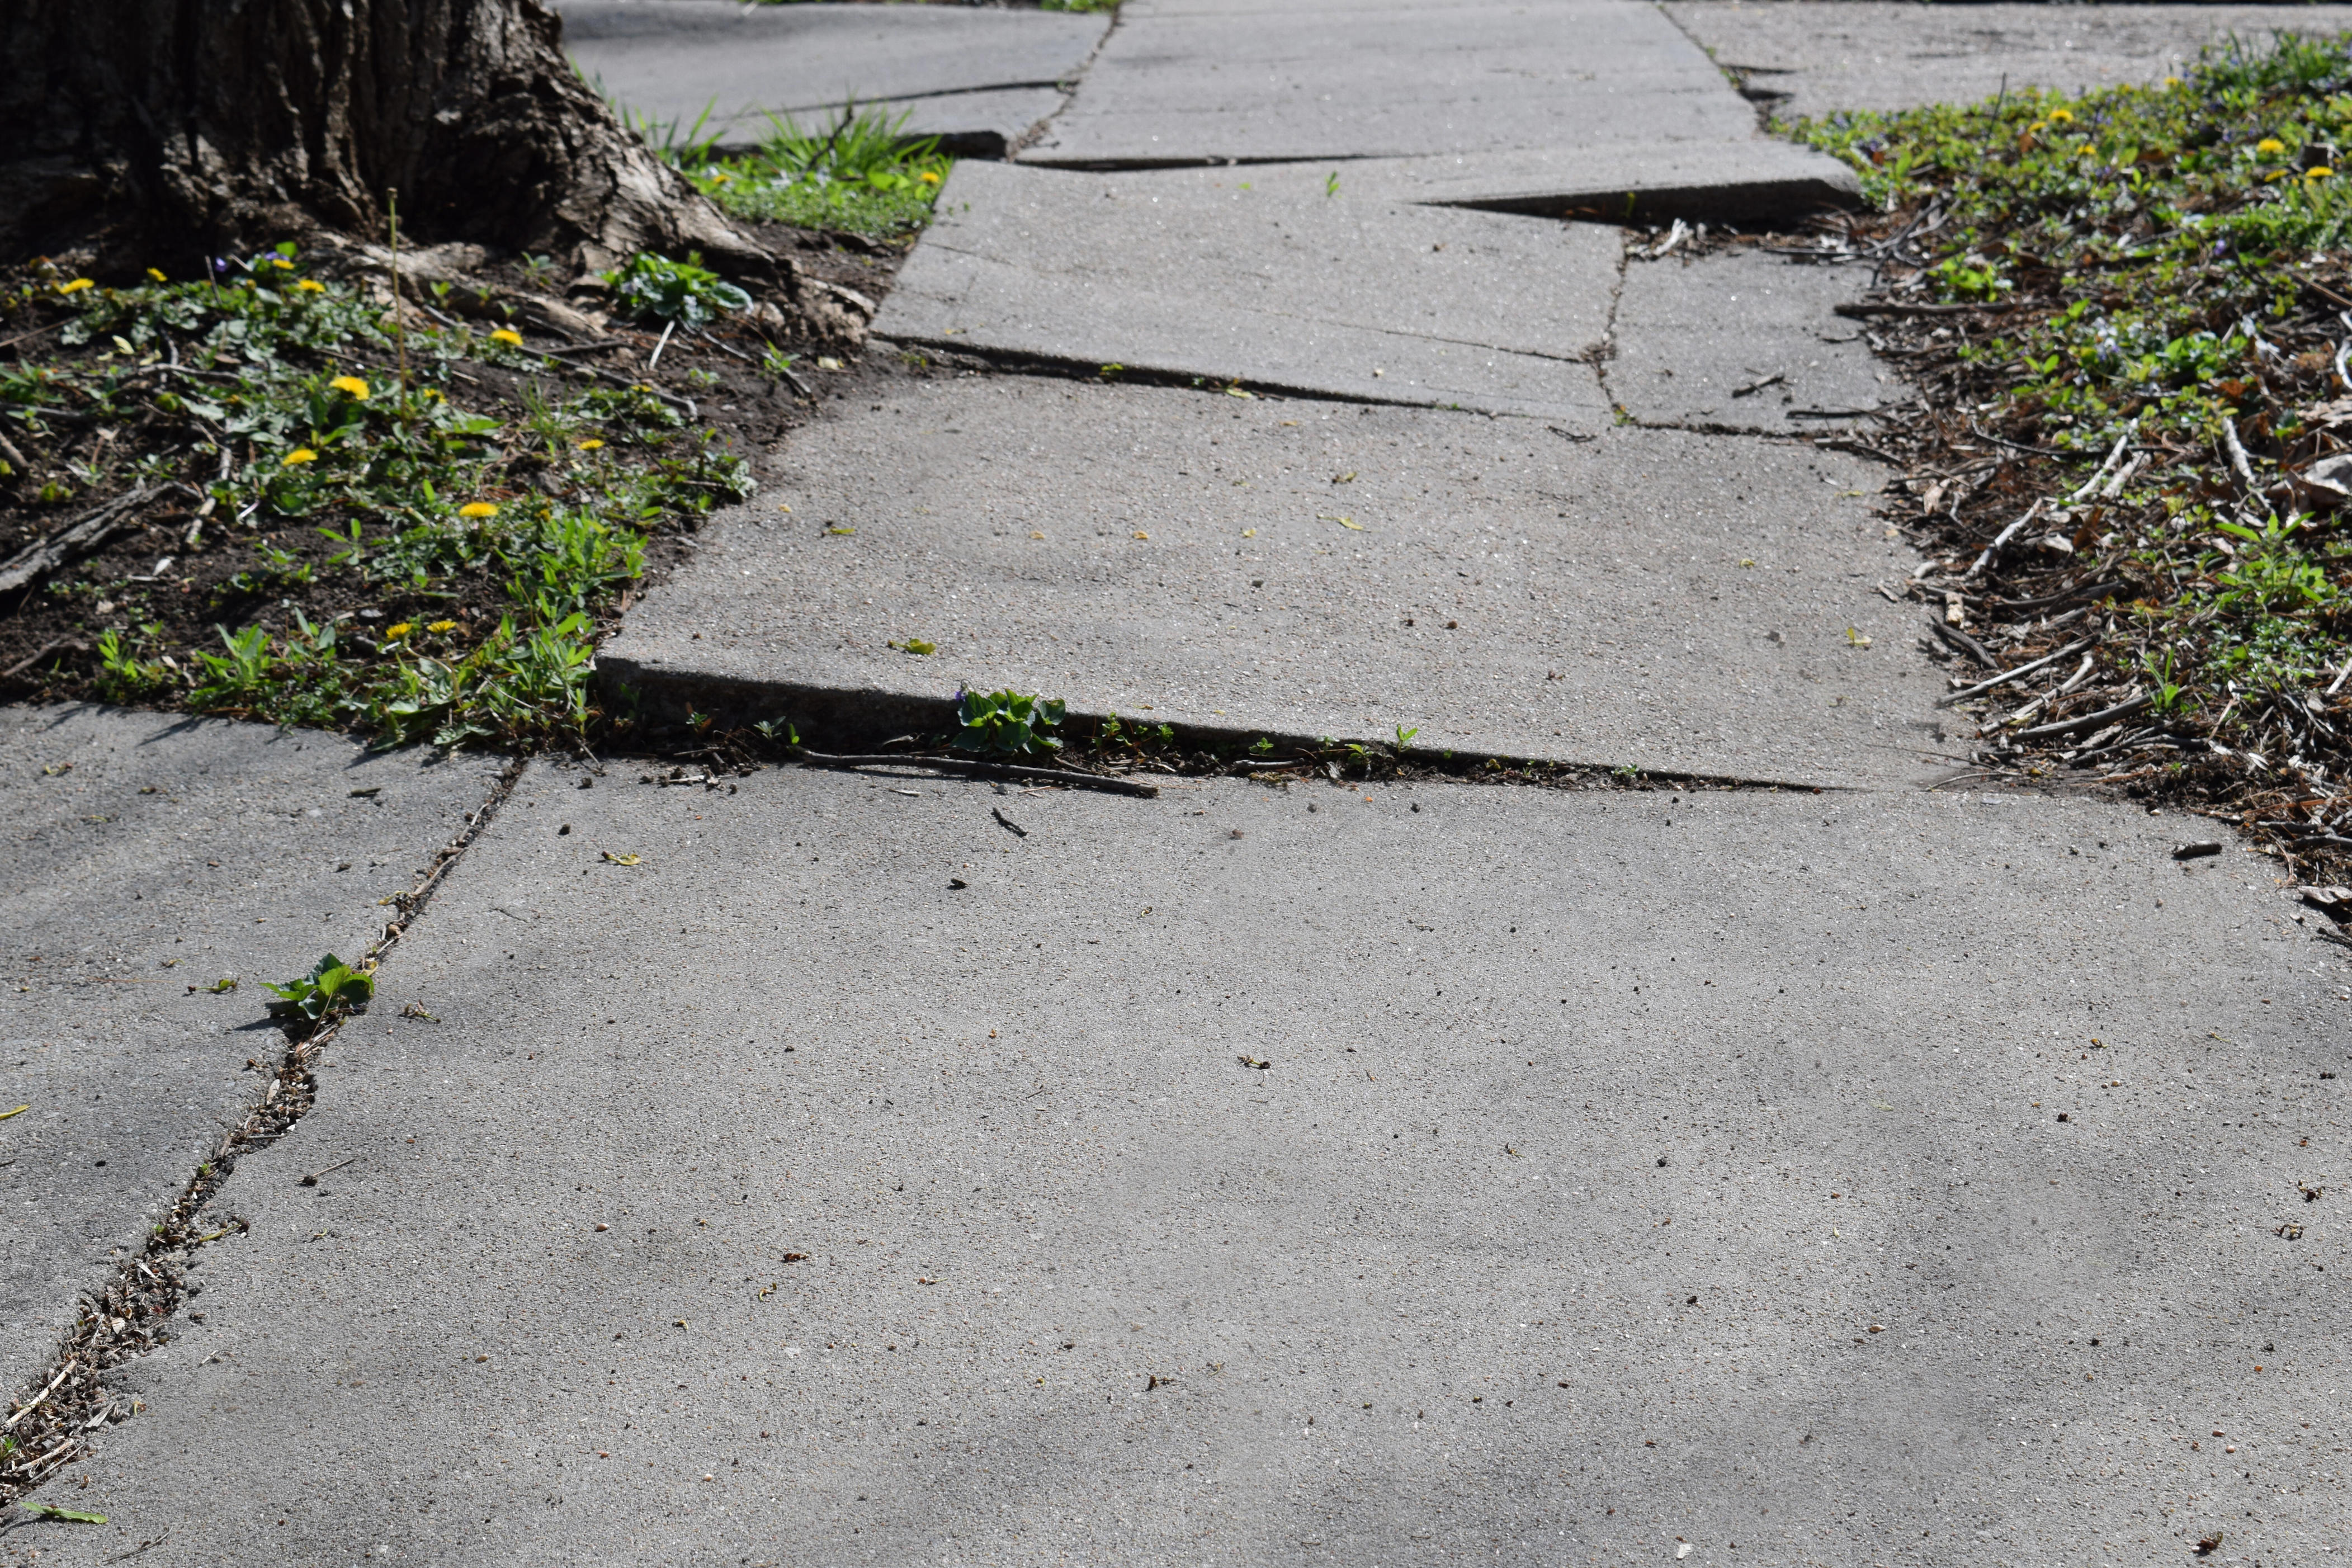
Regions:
[[686, 107, 952, 239], [2, 245, 755, 750], [1787, 32, 2352, 849]]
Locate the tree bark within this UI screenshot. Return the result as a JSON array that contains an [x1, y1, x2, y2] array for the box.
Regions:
[[0, 0, 786, 289]]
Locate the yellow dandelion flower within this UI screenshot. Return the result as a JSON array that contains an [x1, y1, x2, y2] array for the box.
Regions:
[[2258, 138, 2288, 156], [577, 437, 606, 451], [919, 170, 942, 185], [329, 375, 370, 399], [57, 278, 95, 295], [2165, 75, 2183, 87], [2025, 121, 2047, 136], [282, 448, 318, 466], [489, 328, 523, 347], [2047, 108, 2074, 124], [2310, 166, 2336, 181], [146, 268, 167, 284], [458, 502, 498, 519], [270, 257, 294, 270], [295, 278, 326, 293], [427, 620, 457, 634], [384, 622, 414, 639]]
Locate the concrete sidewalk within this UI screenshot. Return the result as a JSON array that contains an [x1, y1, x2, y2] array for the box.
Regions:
[[1026, 0, 1763, 165], [1666, 2, 2352, 124], [877, 159, 1624, 422], [0, 707, 497, 1400], [602, 380, 1944, 788], [562, 0, 1110, 153], [26, 761, 2345, 1565], [11, 3, 2352, 1562]]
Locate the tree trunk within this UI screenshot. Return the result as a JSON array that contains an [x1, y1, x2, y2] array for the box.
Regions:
[[0, 0, 788, 290]]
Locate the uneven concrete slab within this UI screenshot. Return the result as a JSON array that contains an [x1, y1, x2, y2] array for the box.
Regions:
[[1610, 246, 1891, 433], [1346, 137, 1862, 224], [1028, 0, 1760, 166], [602, 377, 1947, 787], [1666, 2, 2352, 124], [0, 707, 496, 1398], [562, 0, 1108, 152], [877, 160, 1619, 422], [26, 762, 2349, 1565]]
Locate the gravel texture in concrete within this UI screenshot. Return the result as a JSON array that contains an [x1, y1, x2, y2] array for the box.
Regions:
[[1028, 0, 1759, 166], [560, 0, 1109, 152], [603, 377, 1949, 786], [1609, 245, 1891, 433], [24, 762, 2348, 1566], [1665, 2, 2352, 124], [877, 160, 1621, 422], [0, 706, 497, 1398]]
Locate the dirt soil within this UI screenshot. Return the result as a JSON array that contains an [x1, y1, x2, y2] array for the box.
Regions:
[[0, 221, 910, 703]]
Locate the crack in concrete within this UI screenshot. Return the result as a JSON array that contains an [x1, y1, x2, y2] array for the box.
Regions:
[[1007, 3, 1125, 159], [602, 658, 1864, 797], [1594, 226, 1632, 411], [0, 756, 528, 1509], [873, 331, 1554, 418], [895, 240, 1609, 368]]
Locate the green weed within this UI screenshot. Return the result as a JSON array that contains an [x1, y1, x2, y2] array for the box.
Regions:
[[955, 688, 1066, 755], [603, 252, 752, 329], [688, 107, 950, 238], [262, 953, 373, 1023]]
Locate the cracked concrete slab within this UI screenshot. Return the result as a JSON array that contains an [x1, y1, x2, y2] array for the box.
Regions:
[[1665, 2, 2352, 124], [560, 0, 1109, 152], [29, 762, 2346, 1565], [601, 376, 1949, 787], [0, 707, 497, 1398], [1609, 246, 1891, 433], [876, 159, 1619, 422], [1027, 0, 1761, 166]]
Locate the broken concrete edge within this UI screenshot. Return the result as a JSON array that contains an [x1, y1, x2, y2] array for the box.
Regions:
[[872, 333, 1588, 421], [1435, 172, 1861, 228], [709, 125, 1018, 160], [1009, 155, 1862, 231], [702, 83, 1090, 160], [592, 656, 1853, 796], [0, 754, 526, 1509], [1013, 152, 1394, 172]]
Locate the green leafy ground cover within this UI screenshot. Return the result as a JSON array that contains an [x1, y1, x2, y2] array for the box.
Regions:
[[0, 247, 762, 749], [1790, 33, 2352, 864]]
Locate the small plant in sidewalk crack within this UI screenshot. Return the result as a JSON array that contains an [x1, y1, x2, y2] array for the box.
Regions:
[[262, 953, 374, 1023], [1788, 32, 2352, 862], [953, 688, 1066, 755], [1092, 711, 1177, 753]]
